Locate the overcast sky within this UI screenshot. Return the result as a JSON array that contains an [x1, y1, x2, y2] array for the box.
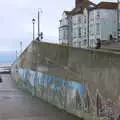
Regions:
[[0, 0, 116, 51]]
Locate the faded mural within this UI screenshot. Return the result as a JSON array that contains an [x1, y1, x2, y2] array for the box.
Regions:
[[17, 68, 118, 120], [18, 68, 85, 110]]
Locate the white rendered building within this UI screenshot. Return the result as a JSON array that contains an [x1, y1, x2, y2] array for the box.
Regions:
[[59, 0, 118, 48]]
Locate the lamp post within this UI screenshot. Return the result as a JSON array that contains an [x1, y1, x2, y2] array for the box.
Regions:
[[32, 18, 36, 41], [32, 18, 36, 96], [16, 50, 17, 60], [38, 8, 43, 41], [20, 41, 22, 54]]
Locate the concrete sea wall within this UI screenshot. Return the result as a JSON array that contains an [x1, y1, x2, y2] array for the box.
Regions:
[[11, 41, 120, 120]]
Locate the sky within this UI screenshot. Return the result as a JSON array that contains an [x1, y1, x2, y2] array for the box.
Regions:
[[0, 0, 117, 52], [0, 51, 16, 63]]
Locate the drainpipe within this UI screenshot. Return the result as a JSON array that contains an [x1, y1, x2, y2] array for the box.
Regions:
[[87, 7, 90, 48]]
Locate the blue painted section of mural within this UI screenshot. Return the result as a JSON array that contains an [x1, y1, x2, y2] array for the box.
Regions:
[[18, 68, 85, 111], [69, 81, 85, 97]]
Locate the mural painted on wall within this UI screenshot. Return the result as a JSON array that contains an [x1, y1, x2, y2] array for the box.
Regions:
[[18, 68, 86, 109], [18, 68, 24, 79], [66, 81, 85, 110], [14, 67, 119, 120], [29, 70, 36, 87], [48, 77, 66, 107], [18, 68, 36, 93]]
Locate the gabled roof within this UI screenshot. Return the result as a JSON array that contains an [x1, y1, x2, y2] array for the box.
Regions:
[[71, 7, 83, 15], [94, 2, 117, 9], [71, 1, 96, 15], [63, 1, 117, 16], [89, 1, 96, 6], [64, 11, 72, 15]]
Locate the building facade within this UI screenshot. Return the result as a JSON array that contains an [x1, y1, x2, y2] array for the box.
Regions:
[[72, 11, 84, 47], [59, 11, 72, 45], [59, 0, 118, 48], [89, 2, 117, 48]]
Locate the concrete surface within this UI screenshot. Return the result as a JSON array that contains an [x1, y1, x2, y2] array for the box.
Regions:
[[11, 41, 120, 119], [0, 74, 80, 120]]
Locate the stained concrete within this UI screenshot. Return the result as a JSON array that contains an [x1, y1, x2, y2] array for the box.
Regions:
[[0, 74, 80, 120], [12, 41, 120, 119]]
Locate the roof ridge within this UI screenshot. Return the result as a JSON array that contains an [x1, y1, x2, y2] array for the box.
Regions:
[[98, 1, 117, 4]]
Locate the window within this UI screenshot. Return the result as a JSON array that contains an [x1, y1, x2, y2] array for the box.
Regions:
[[90, 24, 94, 36], [72, 16, 77, 25], [96, 11, 100, 19], [84, 28, 87, 37], [79, 27, 82, 38], [90, 12, 94, 21], [63, 27, 68, 40], [83, 39, 87, 47], [59, 20, 62, 26], [59, 30, 61, 40], [78, 16, 81, 23], [59, 29, 63, 40], [96, 23, 100, 35], [73, 28, 77, 38], [84, 16, 87, 23]]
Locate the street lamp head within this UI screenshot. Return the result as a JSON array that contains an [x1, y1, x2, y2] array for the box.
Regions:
[[38, 8, 43, 13], [32, 18, 35, 24], [20, 41, 22, 45]]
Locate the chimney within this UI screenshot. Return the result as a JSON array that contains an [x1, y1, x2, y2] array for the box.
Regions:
[[75, 0, 84, 8]]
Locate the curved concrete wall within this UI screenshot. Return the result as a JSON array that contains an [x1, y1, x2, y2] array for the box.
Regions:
[[11, 41, 120, 120]]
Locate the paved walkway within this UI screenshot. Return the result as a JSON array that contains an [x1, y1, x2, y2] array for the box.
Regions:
[[0, 74, 80, 120]]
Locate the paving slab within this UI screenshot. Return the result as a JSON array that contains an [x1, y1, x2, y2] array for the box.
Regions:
[[0, 74, 80, 120]]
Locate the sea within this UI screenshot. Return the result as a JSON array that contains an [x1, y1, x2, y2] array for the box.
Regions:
[[0, 51, 16, 72]]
